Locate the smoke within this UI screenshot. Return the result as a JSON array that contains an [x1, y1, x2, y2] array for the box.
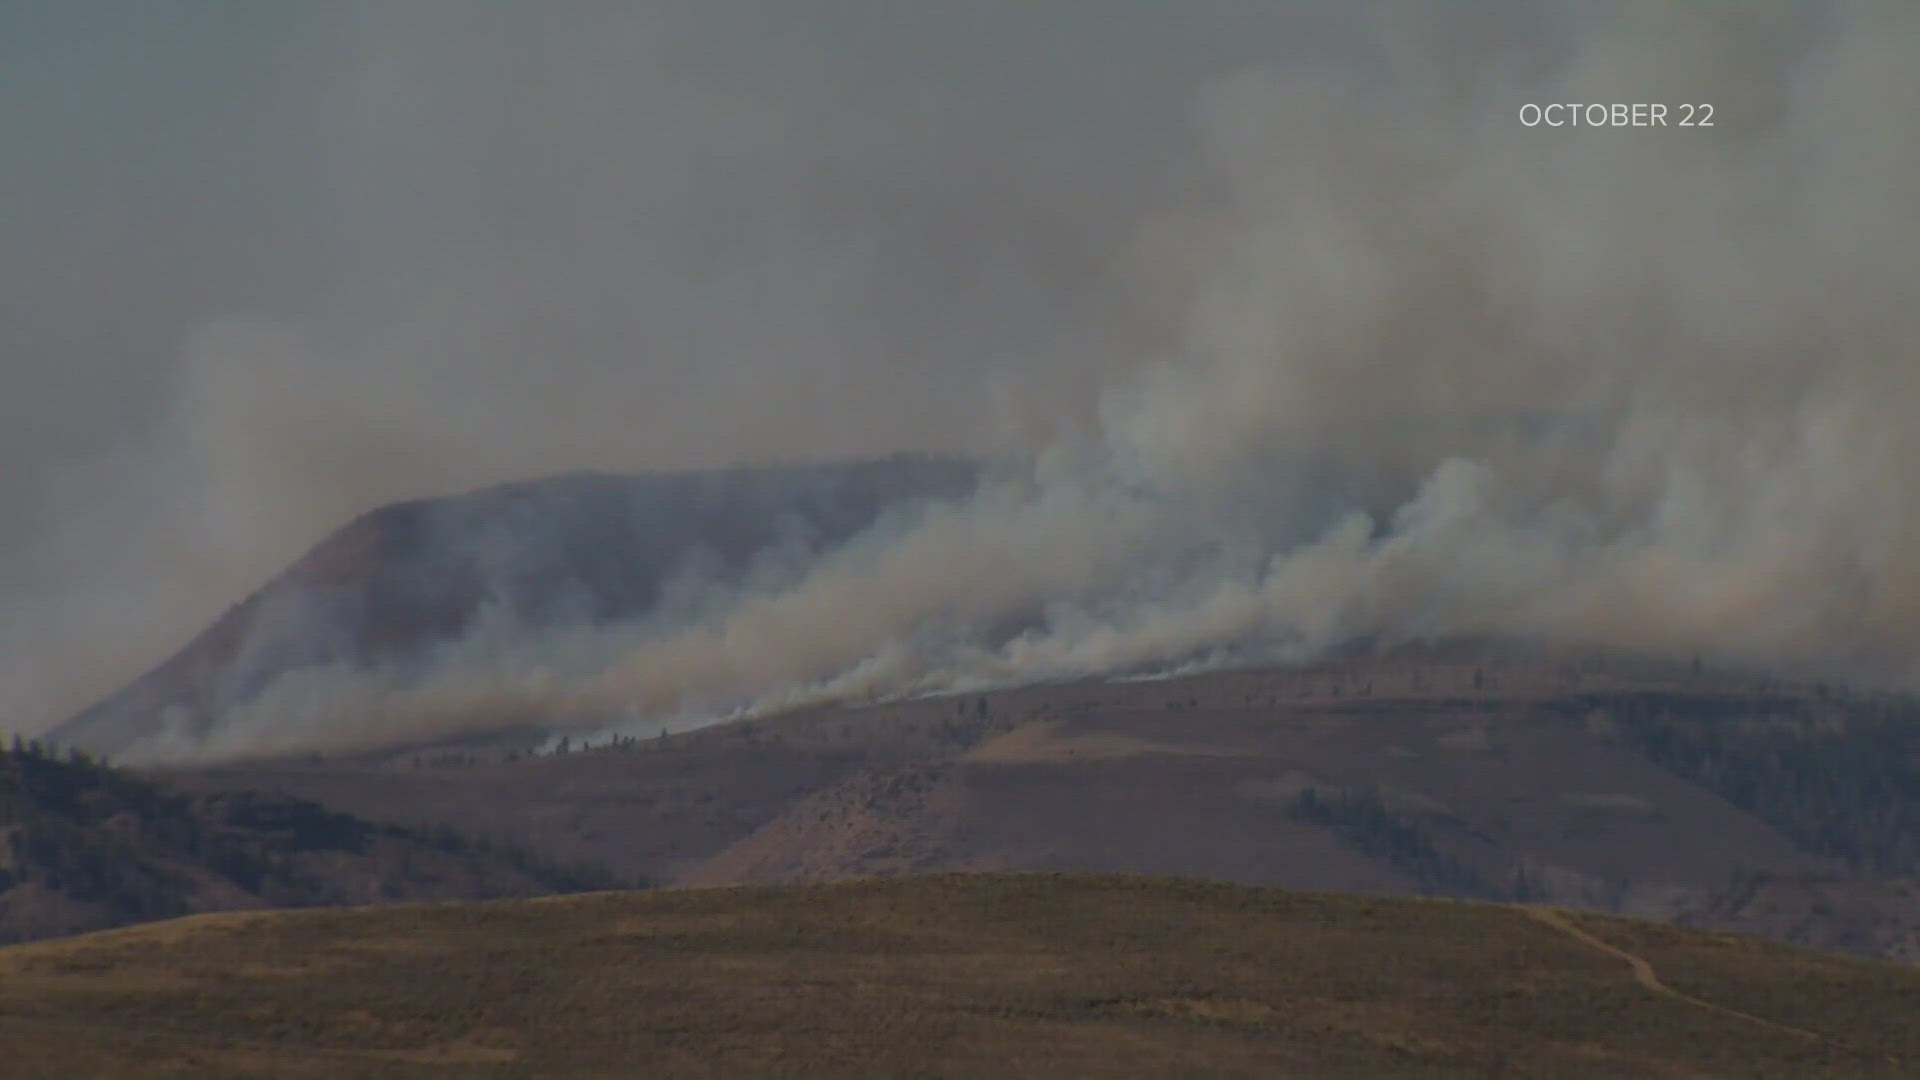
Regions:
[[6, 2, 1920, 759]]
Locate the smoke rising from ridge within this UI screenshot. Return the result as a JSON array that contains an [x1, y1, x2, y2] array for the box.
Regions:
[[6, 2, 1920, 759]]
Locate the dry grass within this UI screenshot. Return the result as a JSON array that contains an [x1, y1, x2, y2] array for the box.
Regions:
[[3, 873, 1919, 1078]]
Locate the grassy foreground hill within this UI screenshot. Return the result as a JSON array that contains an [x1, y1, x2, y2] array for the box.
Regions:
[[4, 874, 1919, 1078]]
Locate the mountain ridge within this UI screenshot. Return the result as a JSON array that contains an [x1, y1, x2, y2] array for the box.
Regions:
[[54, 457, 979, 760]]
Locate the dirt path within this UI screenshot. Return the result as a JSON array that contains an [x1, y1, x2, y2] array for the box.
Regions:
[[1525, 906, 1830, 1043]]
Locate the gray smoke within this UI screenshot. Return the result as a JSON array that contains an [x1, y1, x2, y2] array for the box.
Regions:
[[6, 2, 1919, 759]]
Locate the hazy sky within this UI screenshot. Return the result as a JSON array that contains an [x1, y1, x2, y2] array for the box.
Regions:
[[0, 2, 1393, 722], [1, 2, 1338, 518], [0, 1, 1574, 560]]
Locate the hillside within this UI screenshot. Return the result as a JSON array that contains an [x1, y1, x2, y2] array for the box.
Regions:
[[4, 874, 1919, 1078], [53, 458, 977, 760], [168, 650, 1920, 963], [0, 746, 618, 944]]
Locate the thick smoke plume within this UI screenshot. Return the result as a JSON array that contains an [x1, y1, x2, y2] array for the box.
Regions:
[[6, 2, 1920, 760]]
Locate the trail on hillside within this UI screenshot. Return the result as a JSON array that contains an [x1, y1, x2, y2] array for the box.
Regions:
[[1525, 906, 1846, 1050]]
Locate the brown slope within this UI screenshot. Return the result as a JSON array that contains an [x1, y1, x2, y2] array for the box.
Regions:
[[171, 655, 1831, 892], [684, 758, 1425, 893], [670, 676, 1831, 903], [157, 653, 1920, 961]]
